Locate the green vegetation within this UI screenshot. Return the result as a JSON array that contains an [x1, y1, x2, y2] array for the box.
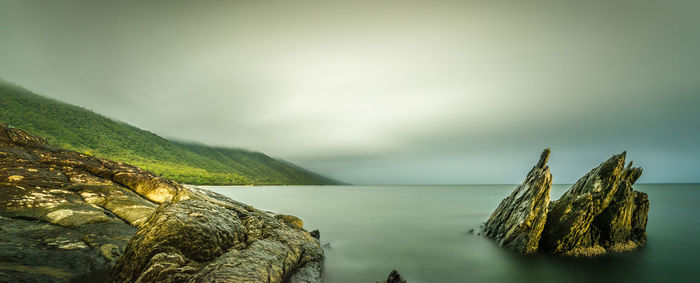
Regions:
[[0, 81, 338, 185]]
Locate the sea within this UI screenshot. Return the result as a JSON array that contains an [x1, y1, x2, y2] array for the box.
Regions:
[[203, 184, 700, 283]]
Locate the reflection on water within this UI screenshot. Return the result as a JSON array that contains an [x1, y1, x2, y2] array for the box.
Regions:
[[204, 184, 700, 283]]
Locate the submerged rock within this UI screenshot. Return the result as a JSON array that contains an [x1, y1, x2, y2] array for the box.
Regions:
[[376, 270, 407, 283], [482, 149, 552, 254], [0, 123, 323, 282], [483, 149, 650, 257]]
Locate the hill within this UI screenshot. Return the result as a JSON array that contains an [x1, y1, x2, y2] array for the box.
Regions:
[[0, 81, 338, 185]]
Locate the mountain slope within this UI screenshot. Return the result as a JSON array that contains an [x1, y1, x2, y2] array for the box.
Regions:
[[0, 81, 338, 185]]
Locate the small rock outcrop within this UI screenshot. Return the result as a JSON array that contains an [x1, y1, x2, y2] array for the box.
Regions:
[[0, 122, 323, 282], [483, 149, 650, 257], [482, 149, 552, 254], [376, 270, 407, 283], [310, 229, 320, 240]]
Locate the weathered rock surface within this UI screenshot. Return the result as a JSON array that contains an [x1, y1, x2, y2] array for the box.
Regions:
[[0, 123, 156, 281], [0, 122, 323, 282], [484, 150, 650, 257], [110, 186, 324, 283], [541, 152, 648, 256], [275, 214, 304, 230], [482, 149, 552, 254]]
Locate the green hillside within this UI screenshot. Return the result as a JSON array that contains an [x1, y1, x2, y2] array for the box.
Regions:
[[0, 81, 338, 185]]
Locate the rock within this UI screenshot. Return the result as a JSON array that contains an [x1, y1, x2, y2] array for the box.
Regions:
[[377, 269, 407, 283], [110, 188, 324, 283], [288, 261, 323, 283], [540, 152, 649, 256], [112, 172, 180, 204], [0, 215, 135, 282], [593, 162, 644, 246], [0, 123, 149, 282], [482, 148, 552, 254], [275, 214, 304, 229], [631, 191, 649, 244], [109, 197, 246, 282], [2, 124, 49, 148], [100, 243, 123, 262], [310, 229, 320, 240], [483, 149, 650, 257], [1, 123, 323, 282]]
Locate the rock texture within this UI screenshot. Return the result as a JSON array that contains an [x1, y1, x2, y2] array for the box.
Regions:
[[483, 150, 650, 257], [0, 122, 323, 282], [110, 186, 324, 283], [0, 123, 156, 281], [541, 152, 648, 256], [482, 148, 552, 254]]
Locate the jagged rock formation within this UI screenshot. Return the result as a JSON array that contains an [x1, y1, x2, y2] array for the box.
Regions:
[[482, 149, 552, 254], [541, 152, 648, 256], [483, 150, 650, 257], [0, 122, 323, 282]]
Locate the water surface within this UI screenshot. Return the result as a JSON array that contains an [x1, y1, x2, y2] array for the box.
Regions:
[[204, 184, 700, 283]]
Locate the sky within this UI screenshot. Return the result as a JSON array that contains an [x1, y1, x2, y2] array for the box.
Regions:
[[1, 0, 699, 184]]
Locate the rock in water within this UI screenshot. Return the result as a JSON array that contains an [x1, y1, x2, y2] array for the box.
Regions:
[[376, 270, 407, 283], [482, 148, 552, 254], [630, 191, 650, 245], [540, 152, 649, 256], [483, 149, 650, 257], [310, 229, 320, 240]]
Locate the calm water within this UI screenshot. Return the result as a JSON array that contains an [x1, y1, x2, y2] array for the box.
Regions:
[[204, 184, 700, 283]]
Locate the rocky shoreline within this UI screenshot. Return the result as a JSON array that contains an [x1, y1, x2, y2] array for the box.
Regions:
[[483, 149, 649, 257], [0, 123, 323, 282], [0, 121, 653, 282]]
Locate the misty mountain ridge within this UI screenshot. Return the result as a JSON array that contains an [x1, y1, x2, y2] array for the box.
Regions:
[[0, 81, 339, 185]]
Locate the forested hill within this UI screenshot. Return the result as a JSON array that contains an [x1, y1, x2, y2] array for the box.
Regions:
[[0, 82, 338, 185]]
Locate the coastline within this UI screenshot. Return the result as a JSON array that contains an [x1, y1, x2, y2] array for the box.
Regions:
[[0, 123, 324, 282]]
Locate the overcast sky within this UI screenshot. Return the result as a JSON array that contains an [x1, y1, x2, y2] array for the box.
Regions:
[[1, 0, 699, 184]]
